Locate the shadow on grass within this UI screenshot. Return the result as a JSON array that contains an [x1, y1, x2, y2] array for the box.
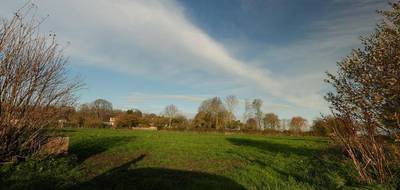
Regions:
[[57, 128, 77, 133], [227, 137, 319, 157], [72, 154, 245, 190], [227, 137, 359, 189], [70, 136, 135, 163], [0, 133, 138, 190], [0, 157, 81, 190], [281, 137, 328, 143]]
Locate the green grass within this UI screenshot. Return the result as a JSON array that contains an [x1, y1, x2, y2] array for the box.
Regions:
[[0, 128, 393, 190]]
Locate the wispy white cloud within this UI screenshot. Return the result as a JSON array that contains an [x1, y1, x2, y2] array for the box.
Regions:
[[0, 0, 388, 119], [0, 0, 324, 109], [241, 0, 388, 113]]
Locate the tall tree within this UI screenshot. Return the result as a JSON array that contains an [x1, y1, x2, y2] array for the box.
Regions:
[[243, 99, 254, 124], [93, 99, 113, 111], [263, 113, 280, 130], [325, 2, 400, 183], [252, 99, 263, 130], [311, 117, 334, 136], [0, 7, 81, 161], [289, 116, 306, 132], [245, 118, 258, 130], [92, 99, 113, 121], [164, 104, 178, 127], [196, 97, 228, 129], [224, 95, 239, 127], [114, 109, 143, 128]]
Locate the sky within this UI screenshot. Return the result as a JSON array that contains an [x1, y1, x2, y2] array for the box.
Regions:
[[0, 0, 389, 121]]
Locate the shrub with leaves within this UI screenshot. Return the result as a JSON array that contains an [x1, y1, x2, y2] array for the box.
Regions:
[[325, 2, 400, 184]]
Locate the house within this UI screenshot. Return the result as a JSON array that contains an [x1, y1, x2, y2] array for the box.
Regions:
[[58, 119, 67, 128], [109, 117, 116, 127]]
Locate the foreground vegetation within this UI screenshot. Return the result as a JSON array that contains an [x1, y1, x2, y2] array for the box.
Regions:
[[1, 128, 396, 190]]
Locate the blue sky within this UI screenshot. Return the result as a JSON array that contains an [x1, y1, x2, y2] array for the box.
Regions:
[[0, 0, 388, 121]]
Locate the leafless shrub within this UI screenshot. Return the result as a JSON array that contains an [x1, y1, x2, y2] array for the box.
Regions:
[[325, 117, 391, 183], [0, 5, 81, 161]]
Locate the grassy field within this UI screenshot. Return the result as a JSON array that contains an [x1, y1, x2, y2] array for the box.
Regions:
[[0, 128, 389, 190]]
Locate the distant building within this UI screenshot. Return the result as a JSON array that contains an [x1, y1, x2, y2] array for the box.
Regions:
[[58, 119, 67, 128], [109, 117, 116, 127]]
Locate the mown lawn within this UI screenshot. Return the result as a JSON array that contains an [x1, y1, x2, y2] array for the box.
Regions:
[[0, 128, 391, 190]]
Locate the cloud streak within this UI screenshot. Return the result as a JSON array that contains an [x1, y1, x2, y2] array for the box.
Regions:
[[0, 0, 387, 119], [3, 0, 322, 108]]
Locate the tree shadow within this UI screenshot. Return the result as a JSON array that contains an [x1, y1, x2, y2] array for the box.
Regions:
[[58, 128, 78, 133], [1, 136, 137, 190], [227, 137, 319, 157], [226, 137, 360, 189], [0, 157, 81, 190], [280, 137, 328, 143], [70, 136, 135, 163], [72, 154, 245, 190]]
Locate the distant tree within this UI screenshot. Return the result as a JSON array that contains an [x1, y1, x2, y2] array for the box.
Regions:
[[113, 109, 143, 128], [252, 99, 263, 130], [70, 101, 120, 128], [138, 113, 157, 127], [226, 120, 242, 130], [243, 99, 254, 123], [92, 99, 113, 121], [263, 113, 280, 130], [310, 117, 336, 136], [115, 113, 141, 128], [311, 118, 328, 136], [164, 104, 179, 127], [224, 95, 239, 125], [289, 116, 307, 132], [324, 2, 400, 183], [195, 97, 229, 129], [171, 115, 189, 129], [79, 104, 91, 113], [131, 109, 143, 118], [192, 111, 211, 128], [58, 106, 76, 121], [93, 99, 113, 111], [152, 116, 170, 129], [244, 118, 257, 131], [85, 115, 104, 128], [0, 6, 82, 161]]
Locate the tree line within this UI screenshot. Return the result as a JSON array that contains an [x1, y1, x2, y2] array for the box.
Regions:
[[60, 97, 315, 134]]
